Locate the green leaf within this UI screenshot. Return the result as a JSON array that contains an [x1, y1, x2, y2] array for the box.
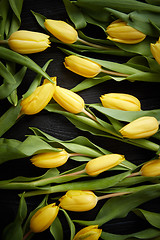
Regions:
[[133, 208, 160, 229], [60, 47, 140, 75], [0, 0, 9, 39], [146, 0, 160, 6], [7, 89, 18, 106], [23, 196, 48, 235], [0, 66, 27, 100], [50, 217, 63, 240], [9, 0, 23, 22], [90, 103, 160, 123], [76, 0, 160, 14], [60, 209, 76, 240], [23, 171, 130, 197], [101, 228, 160, 240], [0, 101, 21, 137], [2, 193, 27, 240], [0, 47, 54, 83], [74, 183, 160, 226], [23, 59, 53, 99], [0, 61, 16, 84], [8, 0, 23, 36], [63, 0, 87, 29], [31, 10, 46, 30], [71, 75, 112, 92], [0, 135, 60, 164], [45, 103, 160, 152], [115, 37, 154, 57]]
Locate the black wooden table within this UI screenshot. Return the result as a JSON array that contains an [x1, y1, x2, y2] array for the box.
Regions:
[[0, 0, 160, 239]]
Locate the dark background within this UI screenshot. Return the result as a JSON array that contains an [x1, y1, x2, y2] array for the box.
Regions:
[[0, 0, 160, 239]]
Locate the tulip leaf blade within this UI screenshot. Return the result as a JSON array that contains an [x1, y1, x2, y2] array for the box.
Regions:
[[0, 47, 54, 83], [115, 37, 153, 57], [31, 10, 46, 30], [50, 217, 63, 240], [0, 0, 9, 40], [60, 209, 76, 240], [133, 208, 160, 229], [101, 228, 160, 240], [2, 193, 27, 240], [0, 101, 21, 137], [146, 0, 160, 5], [7, 0, 23, 36], [63, 0, 87, 29], [0, 61, 16, 84], [0, 135, 60, 164], [76, 0, 160, 13], [8, 0, 23, 22], [71, 76, 111, 92], [23, 59, 53, 99], [74, 184, 160, 226]]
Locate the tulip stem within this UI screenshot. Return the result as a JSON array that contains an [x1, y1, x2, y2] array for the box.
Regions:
[[33, 169, 86, 187], [126, 171, 141, 178], [23, 230, 32, 240], [97, 191, 131, 201], [0, 40, 8, 44], [78, 37, 112, 50], [101, 68, 129, 77], [82, 108, 98, 122]]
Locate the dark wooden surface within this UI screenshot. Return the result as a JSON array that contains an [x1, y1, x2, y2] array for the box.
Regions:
[[0, 0, 160, 239]]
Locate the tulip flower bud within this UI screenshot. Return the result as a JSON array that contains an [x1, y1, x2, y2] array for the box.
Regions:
[[30, 203, 59, 233], [151, 38, 160, 65], [140, 158, 160, 177], [85, 154, 125, 176], [8, 30, 50, 54], [59, 190, 98, 212], [44, 19, 78, 44], [119, 116, 159, 139], [106, 19, 146, 44], [73, 225, 102, 240], [30, 149, 69, 168], [64, 55, 101, 78], [53, 86, 85, 114], [21, 77, 56, 115], [100, 93, 141, 111]]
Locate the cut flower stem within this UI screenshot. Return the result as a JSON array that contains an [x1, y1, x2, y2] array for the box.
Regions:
[[97, 191, 131, 201]]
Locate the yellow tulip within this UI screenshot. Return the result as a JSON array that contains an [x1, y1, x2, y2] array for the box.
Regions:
[[44, 19, 78, 44], [100, 93, 141, 111], [106, 19, 146, 44], [8, 30, 50, 54], [85, 154, 125, 176], [64, 55, 101, 78], [30, 203, 59, 233], [59, 190, 98, 212], [151, 38, 160, 65], [73, 225, 102, 240], [53, 86, 85, 114], [141, 159, 160, 177], [30, 149, 69, 168], [119, 116, 159, 139], [20, 77, 56, 115]]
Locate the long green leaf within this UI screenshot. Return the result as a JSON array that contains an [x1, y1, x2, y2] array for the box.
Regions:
[[76, 0, 160, 13], [50, 217, 63, 240], [0, 101, 21, 137], [2, 193, 27, 240], [101, 228, 160, 240], [63, 0, 87, 29], [0, 47, 54, 83], [74, 183, 160, 226], [60, 209, 75, 240], [0, 135, 60, 164], [133, 208, 160, 229]]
